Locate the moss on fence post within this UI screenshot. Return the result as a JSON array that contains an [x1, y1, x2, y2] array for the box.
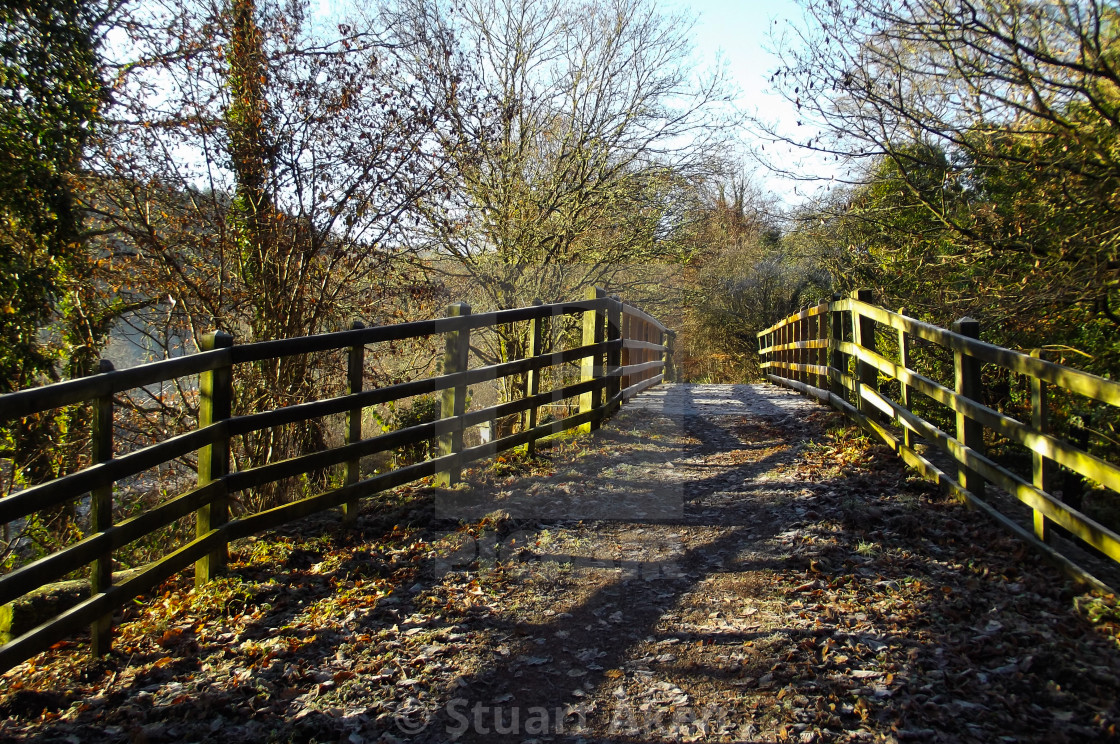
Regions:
[[195, 331, 233, 586], [436, 303, 471, 487]]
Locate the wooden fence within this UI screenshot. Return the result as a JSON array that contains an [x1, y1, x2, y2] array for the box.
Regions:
[[0, 288, 670, 673], [759, 290, 1120, 592]]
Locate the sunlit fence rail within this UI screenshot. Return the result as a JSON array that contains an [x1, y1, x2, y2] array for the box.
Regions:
[[0, 288, 671, 672], [759, 290, 1120, 592]]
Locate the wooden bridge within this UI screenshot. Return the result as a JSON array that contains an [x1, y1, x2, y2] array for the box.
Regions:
[[0, 288, 671, 672], [758, 290, 1120, 592], [0, 289, 1119, 741]]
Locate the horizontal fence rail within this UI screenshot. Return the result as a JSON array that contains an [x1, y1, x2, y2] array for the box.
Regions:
[[759, 290, 1120, 593], [0, 288, 671, 673]]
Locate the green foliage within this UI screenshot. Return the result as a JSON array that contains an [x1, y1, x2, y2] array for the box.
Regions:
[[378, 395, 440, 465], [677, 175, 830, 382], [0, 0, 103, 391], [772, 0, 1120, 379], [0, 0, 105, 504]]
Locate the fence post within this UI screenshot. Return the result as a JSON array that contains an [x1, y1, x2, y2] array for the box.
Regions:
[[828, 293, 845, 402], [580, 287, 606, 432], [526, 301, 545, 456], [795, 313, 802, 385], [195, 330, 233, 586], [851, 289, 878, 418], [1031, 348, 1055, 541], [606, 296, 622, 412], [784, 315, 792, 383], [801, 311, 810, 385], [343, 321, 365, 525], [898, 308, 914, 449], [621, 309, 632, 392], [436, 303, 471, 487], [952, 317, 985, 500], [90, 358, 115, 656], [816, 302, 829, 391], [665, 330, 676, 383]]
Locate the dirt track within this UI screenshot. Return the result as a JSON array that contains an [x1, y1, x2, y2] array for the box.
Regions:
[[2, 384, 1119, 743]]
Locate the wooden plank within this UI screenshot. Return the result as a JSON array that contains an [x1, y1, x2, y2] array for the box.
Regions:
[[231, 300, 612, 366], [0, 425, 218, 525], [622, 374, 664, 401], [0, 481, 222, 608], [852, 290, 879, 421], [343, 321, 364, 525], [816, 303, 829, 392], [223, 375, 612, 496], [227, 402, 612, 544], [195, 331, 233, 585], [952, 317, 986, 499], [622, 339, 667, 353], [839, 341, 1120, 494], [856, 382, 1120, 562], [768, 372, 1116, 593], [580, 287, 606, 432], [757, 303, 831, 336], [665, 330, 676, 383], [852, 299, 1120, 406], [1031, 349, 1055, 542], [605, 297, 623, 415], [829, 293, 846, 402], [760, 361, 831, 376], [90, 359, 114, 657], [621, 304, 669, 333], [527, 300, 545, 456], [0, 349, 229, 420], [436, 303, 471, 487], [898, 308, 914, 449], [620, 360, 665, 376], [0, 529, 227, 674], [225, 339, 620, 441], [764, 374, 831, 404]]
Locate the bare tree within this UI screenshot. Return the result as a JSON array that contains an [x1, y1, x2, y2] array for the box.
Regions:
[[82, 0, 452, 506], [760, 0, 1120, 327], [387, 0, 737, 311]]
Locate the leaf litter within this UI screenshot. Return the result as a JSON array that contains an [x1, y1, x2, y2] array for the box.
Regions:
[[1, 384, 1118, 743]]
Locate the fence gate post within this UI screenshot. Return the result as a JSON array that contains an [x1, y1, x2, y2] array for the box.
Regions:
[[851, 289, 878, 418], [952, 317, 985, 500], [829, 293, 845, 402], [526, 300, 544, 456], [195, 330, 233, 586], [1030, 348, 1054, 541], [437, 303, 471, 487], [90, 358, 115, 656], [898, 308, 914, 449], [580, 287, 606, 432], [343, 321, 365, 525]]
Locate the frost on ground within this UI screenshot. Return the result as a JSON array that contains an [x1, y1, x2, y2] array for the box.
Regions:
[[1, 384, 1119, 743]]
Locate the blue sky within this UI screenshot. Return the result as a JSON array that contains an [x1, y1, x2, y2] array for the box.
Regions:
[[678, 0, 801, 111], [679, 0, 831, 205]]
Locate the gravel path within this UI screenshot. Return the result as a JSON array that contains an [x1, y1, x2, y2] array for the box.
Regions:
[[2, 383, 1118, 744]]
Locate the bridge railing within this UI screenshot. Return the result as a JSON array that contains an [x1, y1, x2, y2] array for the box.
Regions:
[[0, 288, 670, 672], [759, 290, 1120, 592]]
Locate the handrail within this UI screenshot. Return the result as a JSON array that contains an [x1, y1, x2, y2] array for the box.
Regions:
[[0, 298, 614, 420], [0, 289, 672, 673], [759, 291, 1120, 593]]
